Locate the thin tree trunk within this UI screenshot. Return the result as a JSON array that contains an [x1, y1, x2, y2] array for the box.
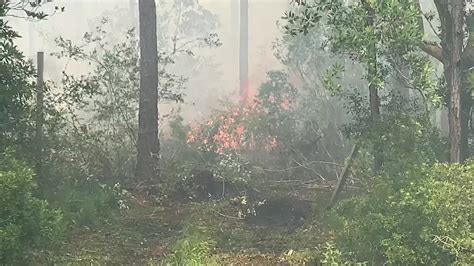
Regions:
[[370, 77, 383, 171], [136, 0, 160, 180], [461, 14, 474, 160], [461, 67, 472, 160], [441, 0, 465, 163], [364, 1, 383, 172], [36, 52, 44, 182], [239, 0, 249, 102]]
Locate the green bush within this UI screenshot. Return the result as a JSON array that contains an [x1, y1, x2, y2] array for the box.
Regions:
[[0, 152, 64, 264], [320, 242, 367, 265], [50, 178, 129, 226], [280, 249, 317, 265], [334, 160, 474, 265], [165, 225, 217, 265]]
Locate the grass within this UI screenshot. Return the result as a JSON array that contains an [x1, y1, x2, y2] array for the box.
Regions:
[[34, 182, 337, 265]]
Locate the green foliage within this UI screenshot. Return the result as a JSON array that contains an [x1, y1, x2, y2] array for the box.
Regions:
[[345, 97, 447, 176], [252, 71, 299, 150], [320, 242, 346, 265], [334, 160, 474, 264], [280, 249, 316, 265], [163, 107, 257, 200], [285, 0, 427, 64], [45, 13, 220, 182], [0, 6, 34, 152], [0, 1, 64, 20], [166, 225, 217, 265], [284, 0, 440, 172], [51, 179, 129, 226], [0, 152, 64, 264], [320, 242, 367, 265], [182, 70, 349, 184], [253, 71, 349, 178]]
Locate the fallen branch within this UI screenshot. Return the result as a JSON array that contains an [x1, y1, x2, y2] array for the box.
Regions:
[[253, 159, 342, 181], [212, 210, 244, 220], [327, 143, 359, 210]]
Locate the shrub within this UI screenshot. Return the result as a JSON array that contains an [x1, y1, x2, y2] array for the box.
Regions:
[[280, 249, 316, 265], [334, 160, 474, 264], [320, 242, 367, 265], [165, 225, 217, 265], [51, 178, 129, 226], [0, 152, 64, 264]]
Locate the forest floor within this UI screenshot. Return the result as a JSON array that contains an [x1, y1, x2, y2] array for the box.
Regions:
[[36, 181, 340, 265]]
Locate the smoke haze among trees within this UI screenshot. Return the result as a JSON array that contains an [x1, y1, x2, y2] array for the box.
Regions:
[[0, 0, 472, 264]]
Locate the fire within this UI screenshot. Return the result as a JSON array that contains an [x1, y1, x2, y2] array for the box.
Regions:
[[185, 101, 280, 155]]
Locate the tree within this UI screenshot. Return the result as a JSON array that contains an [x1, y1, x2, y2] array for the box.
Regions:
[[443, 0, 465, 163], [284, 0, 435, 172], [0, 3, 34, 153], [418, 0, 473, 162], [136, 0, 159, 180], [0, 0, 64, 20], [50, 21, 187, 179], [239, 0, 249, 102], [46, 2, 220, 181], [363, 0, 383, 172]]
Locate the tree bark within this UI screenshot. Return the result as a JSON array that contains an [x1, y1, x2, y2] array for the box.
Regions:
[[239, 0, 249, 102], [438, 0, 465, 162], [364, 1, 383, 172], [36, 52, 44, 182], [421, 41, 444, 63], [461, 13, 474, 160], [136, 0, 160, 180], [418, 0, 471, 162], [328, 143, 359, 210]]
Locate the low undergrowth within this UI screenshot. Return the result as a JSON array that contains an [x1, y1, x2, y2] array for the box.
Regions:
[[33, 182, 338, 265]]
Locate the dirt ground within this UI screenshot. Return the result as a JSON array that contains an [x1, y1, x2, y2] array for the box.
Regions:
[[35, 181, 339, 265]]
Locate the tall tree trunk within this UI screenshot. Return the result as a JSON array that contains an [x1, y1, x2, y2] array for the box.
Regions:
[[461, 14, 474, 160], [364, 1, 383, 172], [369, 56, 383, 172], [35, 52, 44, 183], [461, 64, 473, 160], [239, 0, 249, 102], [136, 0, 160, 180], [418, 0, 472, 161], [441, 0, 465, 162]]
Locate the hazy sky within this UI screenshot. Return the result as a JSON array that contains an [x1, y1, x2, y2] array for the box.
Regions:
[[10, 0, 290, 120]]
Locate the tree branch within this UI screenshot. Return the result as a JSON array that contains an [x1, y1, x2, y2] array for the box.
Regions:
[[414, 0, 445, 63], [421, 41, 444, 63]]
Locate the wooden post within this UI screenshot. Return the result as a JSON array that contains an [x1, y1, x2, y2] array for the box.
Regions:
[[36, 52, 44, 182]]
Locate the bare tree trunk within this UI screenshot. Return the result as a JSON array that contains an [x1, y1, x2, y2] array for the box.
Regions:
[[239, 0, 249, 102], [36, 52, 44, 182], [418, 0, 471, 161], [461, 65, 472, 160], [461, 14, 474, 160], [136, 0, 160, 180], [441, 0, 465, 163]]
